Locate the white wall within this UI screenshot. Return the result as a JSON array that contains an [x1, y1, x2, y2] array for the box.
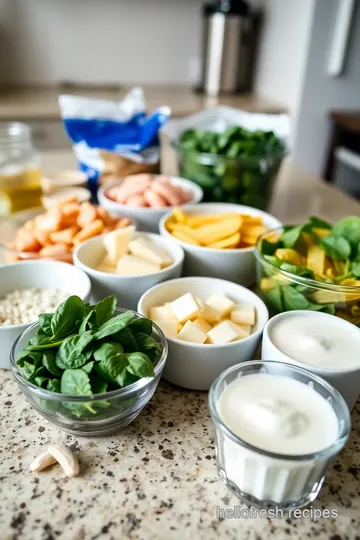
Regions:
[[293, 0, 360, 176], [254, 0, 315, 113], [1, 0, 204, 85]]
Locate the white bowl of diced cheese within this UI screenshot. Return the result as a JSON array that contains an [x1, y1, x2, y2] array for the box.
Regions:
[[0, 260, 91, 369], [73, 227, 185, 311], [137, 277, 269, 390]]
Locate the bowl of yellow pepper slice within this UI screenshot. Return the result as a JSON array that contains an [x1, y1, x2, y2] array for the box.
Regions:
[[254, 216, 360, 325]]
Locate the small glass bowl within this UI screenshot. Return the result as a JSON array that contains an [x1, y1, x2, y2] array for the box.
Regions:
[[10, 309, 168, 436], [255, 227, 360, 325], [174, 143, 286, 210], [209, 360, 351, 510]]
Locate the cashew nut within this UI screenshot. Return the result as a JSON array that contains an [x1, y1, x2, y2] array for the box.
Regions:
[[30, 450, 57, 472], [47, 444, 80, 478]]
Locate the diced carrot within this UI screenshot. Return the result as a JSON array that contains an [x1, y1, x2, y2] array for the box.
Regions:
[[73, 219, 104, 243], [34, 229, 51, 247], [61, 202, 80, 217], [35, 207, 62, 232], [96, 206, 118, 226], [50, 226, 77, 245], [77, 202, 97, 228], [23, 219, 35, 231]]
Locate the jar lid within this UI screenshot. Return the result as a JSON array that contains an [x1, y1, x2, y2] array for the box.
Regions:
[[203, 0, 249, 16]]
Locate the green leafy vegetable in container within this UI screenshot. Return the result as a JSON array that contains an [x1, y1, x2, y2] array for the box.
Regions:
[[256, 216, 360, 325], [17, 295, 161, 419], [176, 126, 285, 209]]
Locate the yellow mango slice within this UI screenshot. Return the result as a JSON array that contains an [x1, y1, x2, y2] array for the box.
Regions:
[[168, 223, 201, 241], [172, 231, 200, 245], [275, 248, 302, 266], [208, 232, 241, 249], [239, 215, 263, 225], [197, 216, 242, 246], [172, 208, 187, 223], [186, 213, 241, 228], [307, 244, 326, 275]]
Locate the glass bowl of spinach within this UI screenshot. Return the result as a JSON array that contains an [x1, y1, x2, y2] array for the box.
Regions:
[[10, 295, 168, 436], [254, 216, 360, 325], [174, 126, 286, 210]]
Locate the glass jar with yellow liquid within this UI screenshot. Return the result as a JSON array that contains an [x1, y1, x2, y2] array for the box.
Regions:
[[0, 123, 42, 216]]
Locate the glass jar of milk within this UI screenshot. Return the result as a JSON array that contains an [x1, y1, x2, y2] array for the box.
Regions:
[[209, 360, 350, 510], [0, 123, 42, 216]]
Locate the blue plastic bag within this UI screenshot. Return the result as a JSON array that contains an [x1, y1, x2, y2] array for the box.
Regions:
[[59, 88, 171, 191]]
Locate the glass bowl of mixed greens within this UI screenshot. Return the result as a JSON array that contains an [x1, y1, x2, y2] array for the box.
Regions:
[[10, 295, 168, 436], [174, 126, 286, 210], [254, 216, 360, 325]]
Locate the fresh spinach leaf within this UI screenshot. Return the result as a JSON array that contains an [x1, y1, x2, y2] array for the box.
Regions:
[[42, 350, 62, 376], [33, 376, 50, 388], [28, 334, 64, 350], [95, 296, 117, 326], [79, 310, 97, 334], [281, 286, 335, 314], [333, 216, 360, 248], [308, 216, 332, 229], [94, 355, 127, 384], [17, 349, 42, 368], [129, 317, 152, 336], [278, 263, 314, 278], [46, 379, 60, 393], [136, 333, 161, 361], [38, 313, 53, 336], [90, 375, 108, 394], [280, 225, 304, 249], [82, 361, 94, 374], [55, 331, 94, 369], [126, 352, 154, 378], [94, 311, 135, 340], [60, 369, 92, 396], [112, 328, 138, 351], [320, 235, 351, 260], [263, 286, 283, 313], [261, 238, 283, 256], [22, 361, 36, 379], [51, 296, 85, 339], [94, 341, 124, 362], [351, 261, 360, 278]]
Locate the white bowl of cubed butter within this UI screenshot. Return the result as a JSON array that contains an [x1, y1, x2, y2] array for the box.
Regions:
[[159, 203, 282, 287], [137, 277, 269, 390], [73, 225, 184, 311]]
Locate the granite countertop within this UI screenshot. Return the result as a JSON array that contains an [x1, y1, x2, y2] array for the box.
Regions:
[[1, 369, 360, 540], [0, 86, 284, 120], [1, 150, 360, 538]]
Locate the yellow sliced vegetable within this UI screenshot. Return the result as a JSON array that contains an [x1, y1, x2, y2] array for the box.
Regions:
[[208, 232, 240, 249], [197, 217, 242, 246], [172, 231, 200, 245], [275, 248, 302, 266], [307, 245, 326, 275], [312, 227, 331, 239], [172, 208, 187, 223]]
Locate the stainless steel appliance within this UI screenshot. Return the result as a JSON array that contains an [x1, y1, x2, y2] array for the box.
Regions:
[[200, 0, 252, 96]]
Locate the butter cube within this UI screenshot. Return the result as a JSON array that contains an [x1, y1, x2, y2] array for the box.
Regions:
[[170, 293, 200, 323], [193, 317, 212, 334], [103, 225, 135, 264], [149, 304, 177, 322], [206, 294, 235, 318], [129, 237, 172, 268], [116, 254, 160, 276], [177, 320, 207, 344], [201, 303, 221, 324], [230, 304, 256, 325], [228, 321, 251, 341], [154, 320, 178, 338], [207, 320, 241, 345]]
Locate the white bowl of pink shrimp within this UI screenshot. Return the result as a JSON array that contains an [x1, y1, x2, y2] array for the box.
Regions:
[[98, 174, 203, 233]]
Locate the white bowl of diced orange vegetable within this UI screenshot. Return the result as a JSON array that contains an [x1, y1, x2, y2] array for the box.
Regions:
[[159, 203, 282, 287], [0, 198, 135, 265], [98, 173, 203, 233]]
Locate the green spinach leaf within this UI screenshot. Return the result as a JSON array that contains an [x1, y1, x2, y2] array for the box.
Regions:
[[79, 310, 97, 334], [60, 369, 92, 396], [320, 235, 351, 260], [136, 333, 161, 361], [333, 216, 360, 249], [308, 216, 332, 229], [42, 350, 62, 376], [55, 331, 94, 369], [51, 296, 85, 339], [261, 238, 283, 256], [263, 286, 283, 313], [94, 311, 135, 340], [129, 317, 152, 336], [46, 379, 60, 393], [126, 352, 154, 378], [95, 296, 117, 326], [95, 355, 127, 384], [82, 361, 94, 374], [38, 313, 53, 336], [112, 328, 138, 351]]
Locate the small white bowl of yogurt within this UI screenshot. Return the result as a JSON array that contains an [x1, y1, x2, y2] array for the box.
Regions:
[[262, 310, 360, 409], [209, 360, 351, 509]]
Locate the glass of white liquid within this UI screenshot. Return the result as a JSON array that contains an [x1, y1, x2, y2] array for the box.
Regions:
[[209, 360, 351, 510]]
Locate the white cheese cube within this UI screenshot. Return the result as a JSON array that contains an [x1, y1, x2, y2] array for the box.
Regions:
[[154, 319, 178, 338], [102, 254, 116, 267], [177, 320, 207, 344], [116, 255, 160, 276], [206, 294, 235, 318], [149, 304, 177, 322], [129, 237, 173, 268], [230, 304, 256, 325], [103, 225, 135, 264], [193, 317, 212, 334], [201, 303, 221, 324], [207, 320, 241, 345], [196, 297, 205, 310], [170, 293, 200, 323], [228, 321, 251, 340]]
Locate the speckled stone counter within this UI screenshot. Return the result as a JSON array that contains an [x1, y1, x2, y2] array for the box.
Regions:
[[1, 370, 360, 540]]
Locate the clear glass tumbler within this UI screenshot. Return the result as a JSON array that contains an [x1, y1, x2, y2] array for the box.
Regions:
[[209, 360, 351, 510]]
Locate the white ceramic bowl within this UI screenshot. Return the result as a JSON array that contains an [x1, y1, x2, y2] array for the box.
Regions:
[[262, 310, 360, 410], [74, 232, 185, 311], [0, 261, 91, 369], [137, 277, 269, 390], [159, 203, 282, 287], [98, 176, 203, 233]]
